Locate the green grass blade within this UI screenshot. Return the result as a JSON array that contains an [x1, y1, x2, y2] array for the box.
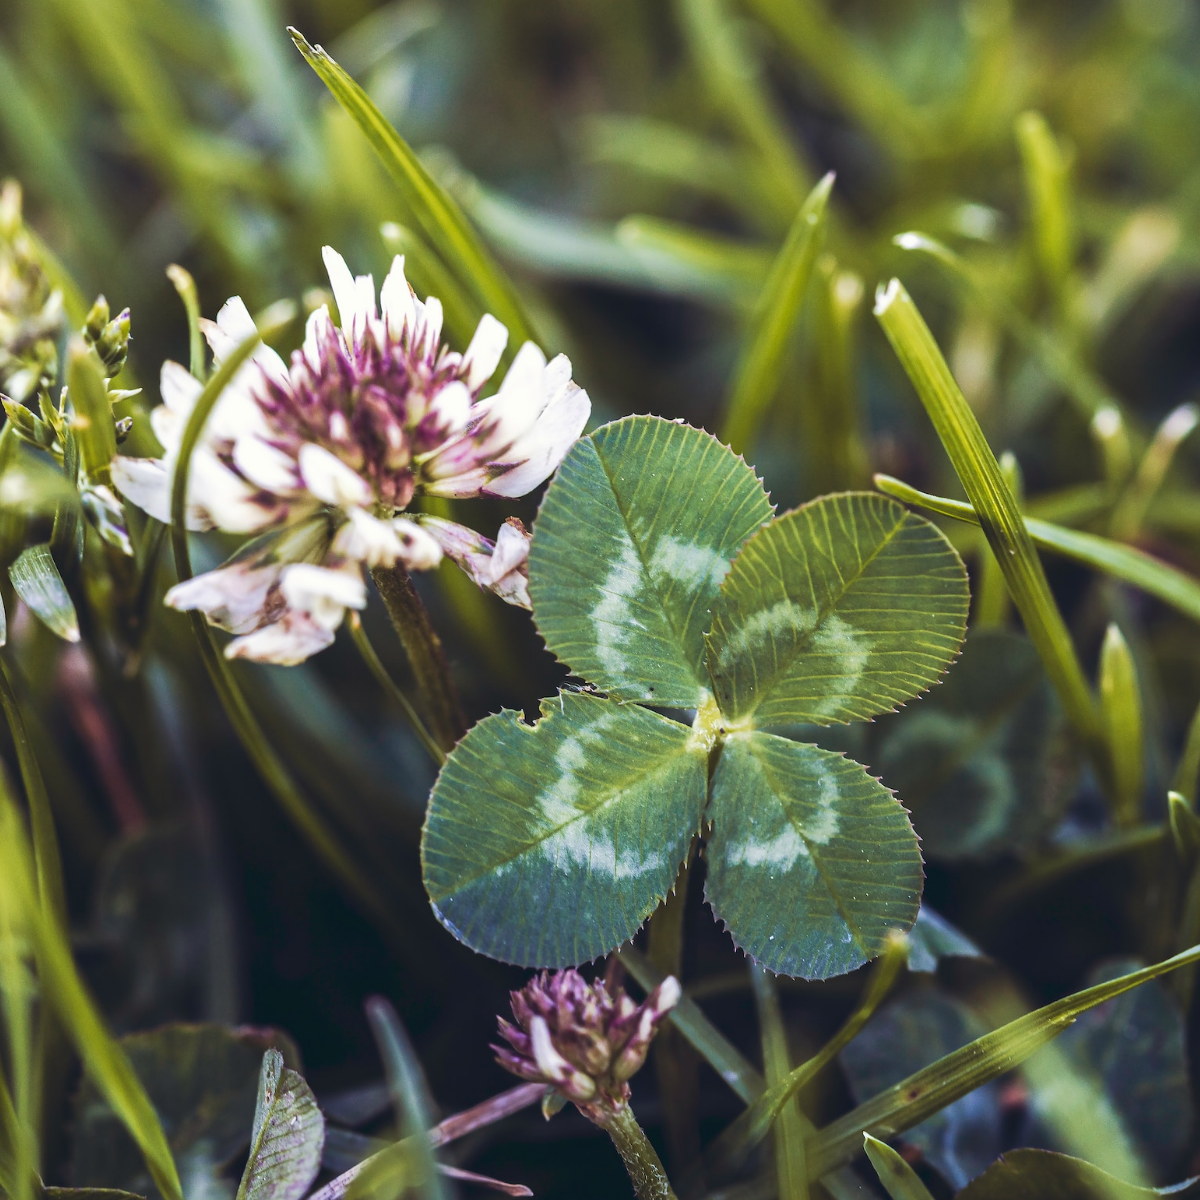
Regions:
[[1100, 624, 1143, 828], [893, 233, 1121, 422], [167, 331, 404, 945], [1110, 404, 1198, 541], [805, 943, 1200, 1179], [874, 280, 1101, 754], [8, 546, 79, 644], [0, 794, 183, 1200], [165, 265, 205, 380], [709, 935, 905, 1173], [873, 474, 1200, 628], [365, 997, 445, 1200], [1016, 112, 1074, 308], [618, 947, 765, 1105], [863, 1135, 935, 1200], [675, 0, 811, 204], [289, 28, 534, 347], [0, 659, 67, 922], [719, 173, 834, 453], [750, 965, 808, 1200], [1173, 701, 1200, 803]]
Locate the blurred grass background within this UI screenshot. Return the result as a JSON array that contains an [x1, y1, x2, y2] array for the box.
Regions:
[[6, 0, 1200, 1195]]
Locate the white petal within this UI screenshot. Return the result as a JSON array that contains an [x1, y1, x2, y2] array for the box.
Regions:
[[111, 457, 179, 527], [475, 342, 548, 455], [297, 443, 373, 508], [323, 246, 363, 337], [160, 360, 202, 413], [429, 380, 472, 437], [355, 272, 377, 328], [492, 520, 531, 579], [225, 613, 336, 665], [150, 404, 183, 452], [164, 562, 281, 634], [379, 255, 416, 335], [542, 352, 574, 406], [216, 295, 258, 344], [191, 446, 280, 533], [419, 295, 444, 351], [484, 384, 590, 499], [461, 314, 509, 391], [234, 435, 300, 495], [303, 305, 335, 371], [280, 562, 366, 624], [332, 507, 405, 568], [392, 518, 443, 570]]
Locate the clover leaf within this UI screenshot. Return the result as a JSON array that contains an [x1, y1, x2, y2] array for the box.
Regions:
[[422, 415, 969, 978]]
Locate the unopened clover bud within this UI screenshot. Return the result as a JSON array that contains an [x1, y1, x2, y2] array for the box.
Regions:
[[493, 968, 680, 1125], [84, 295, 110, 344], [114, 416, 133, 443], [95, 308, 131, 375]]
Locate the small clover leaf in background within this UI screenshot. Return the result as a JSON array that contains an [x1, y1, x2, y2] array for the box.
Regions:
[[422, 415, 970, 978], [870, 629, 1074, 861], [236, 1050, 324, 1200]]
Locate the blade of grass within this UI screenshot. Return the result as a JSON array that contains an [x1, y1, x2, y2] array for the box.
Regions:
[[1100, 624, 1144, 829], [8, 546, 80, 644], [166, 265, 205, 380], [618, 947, 765, 1104], [749, 965, 808, 1200], [675, 0, 811, 205], [0, 658, 67, 924], [66, 340, 117, 486], [893, 233, 1123, 422], [289, 28, 534, 347], [873, 474, 1200, 628], [709, 934, 906, 1173], [0, 789, 183, 1200], [863, 1135, 935, 1200], [168, 331, 403, 944], [1110, 404, 1198, 541], [874, 279, 1102, 757], [1016, 112, 1074, 312], [805, 943, 1200, 1180], [719, 173, 834, 454], [365, 997, 445, 1200], [1173, 700, 1200, 803]]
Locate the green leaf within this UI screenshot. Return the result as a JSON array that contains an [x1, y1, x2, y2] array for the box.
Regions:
[[720, 172, 834, 454], [1099, 625, 1144, 829], [806, 943, 1200, 1181], [422, 691, 707, 967], [529, 416, 773, 708], [862, 1135, 936, 1200], [236, 1051, 324, 1200], [906, 907, 983, 974], [288, 29, 533, 347], [44, 1189, 147, 1200], [874, 474, 1200, 629], [73, 1025, 300, 1200], [873, 630, 1073, 860], [0, 802, 183, 1200], [8, 544, 79, 643], [706, 492, 968, 728], [1016, 112, 1074, 303], [873, 280, 1101, 754], [956, 1149, 1200, 1199], [706, 731, 922, 978]]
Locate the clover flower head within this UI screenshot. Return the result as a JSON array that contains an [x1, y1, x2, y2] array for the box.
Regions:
[[111, 247, 590, 664], [493, 969, 680, 1124]]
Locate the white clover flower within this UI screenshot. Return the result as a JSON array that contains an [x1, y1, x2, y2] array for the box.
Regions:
[[112, 247, 590, 664]]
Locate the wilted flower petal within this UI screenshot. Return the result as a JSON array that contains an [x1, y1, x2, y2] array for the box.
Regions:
[[422, 516, 530, 608]]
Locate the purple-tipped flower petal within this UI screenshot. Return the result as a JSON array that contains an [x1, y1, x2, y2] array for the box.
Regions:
[[493, 968, 679, 1124]]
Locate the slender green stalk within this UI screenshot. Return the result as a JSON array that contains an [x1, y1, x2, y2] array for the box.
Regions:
[[602, 1105, 678, 1200], [168, 331, 402, 942], [1173, 699, 1200, 803], [166, 264, 205, 380], [646, 855, 700, 1175], [974, 452, 1021, 628], [1110, 403, 1198, 541], [0, 657, 66, 922], [1016, 112, 1074, 316], [863, 1134, 935, 1200], [709, 934, 905, 1173], [749, 965, 808, 1200], [874, 279, 1103, 761], [370, 565, 464, 754], [0, 855, 35, 1200], [347, 612, 444, 767]]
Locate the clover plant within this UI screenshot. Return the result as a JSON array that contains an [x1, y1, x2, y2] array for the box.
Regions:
[[422, 415, 970, 978]]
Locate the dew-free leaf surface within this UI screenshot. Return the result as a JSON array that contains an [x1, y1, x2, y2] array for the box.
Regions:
[[423, 691, 707, 966], [706, 731, 922, 977], [706, 492, 968, 728], [236, 1050, 324, 1200], [956, 1150, 1200, 1199], [529, 416, 773, 707]]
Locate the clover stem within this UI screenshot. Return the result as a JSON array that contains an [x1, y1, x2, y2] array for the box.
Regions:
[[370, 564, 464, 754], [602, 1104, 679, 1200]]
